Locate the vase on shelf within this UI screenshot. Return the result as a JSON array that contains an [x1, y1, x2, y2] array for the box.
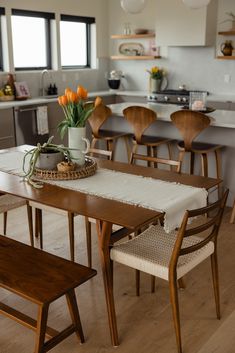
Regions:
[[68, 127, 90, 166], [220, 40, 233, 56]]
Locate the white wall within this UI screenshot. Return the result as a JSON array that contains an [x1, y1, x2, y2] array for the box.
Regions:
[[109, 0, 235, 95]]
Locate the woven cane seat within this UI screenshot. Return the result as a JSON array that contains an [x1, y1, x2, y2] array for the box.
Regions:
[[0, 194, 26, 213], [111, 224, 214, 280]]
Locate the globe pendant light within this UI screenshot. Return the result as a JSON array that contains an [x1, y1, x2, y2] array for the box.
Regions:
[[120, 0, 146, 14], [182, 0, 211, 9]]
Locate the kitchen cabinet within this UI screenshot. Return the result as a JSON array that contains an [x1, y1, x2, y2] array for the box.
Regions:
[[155, 0, 218, 46], [217, 31, 235, 60], [0, 108, 15, 148], [110, 33, 161, 60], [115, 95, 147, 104]]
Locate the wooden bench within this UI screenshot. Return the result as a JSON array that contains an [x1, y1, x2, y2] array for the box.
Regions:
[[0, 235, 97, 353]]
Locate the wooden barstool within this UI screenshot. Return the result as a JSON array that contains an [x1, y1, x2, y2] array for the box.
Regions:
[[170, 110, 223, 196], [88, 104, 130, 160], [123, 106, 172, 164]]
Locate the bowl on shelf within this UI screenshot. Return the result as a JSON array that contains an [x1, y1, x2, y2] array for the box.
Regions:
[[134, 28, 148, 34]]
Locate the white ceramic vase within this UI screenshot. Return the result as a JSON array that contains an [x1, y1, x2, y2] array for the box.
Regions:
[[68, 127, 90, 166], [151, 78, 162, 93]]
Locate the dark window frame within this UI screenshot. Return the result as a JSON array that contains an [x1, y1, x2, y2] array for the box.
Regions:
[[60, 14, 95, 69], [0, 8, 5, 71], [11, 9, 55, 71]]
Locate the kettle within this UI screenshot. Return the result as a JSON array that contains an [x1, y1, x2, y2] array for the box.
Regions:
[[220, 40, 233, 56]]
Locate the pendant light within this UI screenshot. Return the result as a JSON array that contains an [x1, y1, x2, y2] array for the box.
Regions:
[[182, 0, 211, 9], [120, 0, 146, 14]]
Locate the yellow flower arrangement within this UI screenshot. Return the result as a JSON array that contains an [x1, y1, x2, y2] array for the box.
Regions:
[[147, 66, 165, 80]]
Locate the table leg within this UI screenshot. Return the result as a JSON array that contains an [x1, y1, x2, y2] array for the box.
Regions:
[[96, 220, 119, 346]]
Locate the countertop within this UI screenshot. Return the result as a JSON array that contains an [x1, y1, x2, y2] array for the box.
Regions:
[[0, 89, 235, 110], [109, 102, 235, 129]]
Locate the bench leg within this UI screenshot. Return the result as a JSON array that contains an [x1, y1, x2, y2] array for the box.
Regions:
[[66, 289, 85, 343], [34, 303, 49, 353]]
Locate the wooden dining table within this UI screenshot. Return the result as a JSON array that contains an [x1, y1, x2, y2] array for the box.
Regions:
[[0, 145, 221, 346]]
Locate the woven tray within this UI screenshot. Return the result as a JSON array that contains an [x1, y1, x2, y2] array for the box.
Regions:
[[34, 157, 97, 180]]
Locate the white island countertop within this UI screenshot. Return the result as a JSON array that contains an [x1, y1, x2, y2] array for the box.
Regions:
[[108, 102, 235, 129]]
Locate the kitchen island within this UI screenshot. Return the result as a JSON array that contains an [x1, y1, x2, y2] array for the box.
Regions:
[[101, 102, 235, 206]]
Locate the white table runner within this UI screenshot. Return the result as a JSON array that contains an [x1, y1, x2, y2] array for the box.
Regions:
[[0, 150, 208, 232]]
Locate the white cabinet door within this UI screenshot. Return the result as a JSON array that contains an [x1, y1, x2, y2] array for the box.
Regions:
[[155, 0, 218, 46]]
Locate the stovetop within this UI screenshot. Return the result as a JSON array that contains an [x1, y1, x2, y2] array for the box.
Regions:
[[147, 89, 190, 105], [147, 89, 209, 105]]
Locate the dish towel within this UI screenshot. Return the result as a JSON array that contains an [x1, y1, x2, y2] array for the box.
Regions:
[[36, 106, 49, 135]]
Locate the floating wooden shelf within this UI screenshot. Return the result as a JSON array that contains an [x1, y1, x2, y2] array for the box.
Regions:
[[217, 56, 235, 60], [111, 55, 161, 60], [218, 31, 235, 35], [111, 33, 155, 39]]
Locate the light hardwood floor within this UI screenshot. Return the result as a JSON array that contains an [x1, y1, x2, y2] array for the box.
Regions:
[[0, 206, 235, 353]]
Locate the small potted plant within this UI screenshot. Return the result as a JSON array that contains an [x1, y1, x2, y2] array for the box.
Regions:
[[147, 66, 168, 92], [22, 136, 73, 187]]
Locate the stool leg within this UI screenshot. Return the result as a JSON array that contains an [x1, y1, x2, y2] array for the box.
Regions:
[[151, 276, 156, 293], [190, 152, 195, 175], [68, 212, 75, 262], [91, 137, 98, 149], [34, 303, 49, 353], [215, 149, 222, 199], [201, 153, 208, 177], [147, 146, 152, 167], [107, 140, 115, 160], [66, 289, 85, 343], [85, 216, 92, 267], [3, 212, 7, 235]]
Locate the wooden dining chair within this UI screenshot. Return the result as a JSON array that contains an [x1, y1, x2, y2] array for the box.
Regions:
[[123, 106, 172, 164], [111, 189, 229, 353], [130, 152, 181, 173], [170, 110, 223, 196], [0, 193, 34, 247], [88, 104, 130, 160], [31, 148, 113, 265], [130, 153, 182, 294]]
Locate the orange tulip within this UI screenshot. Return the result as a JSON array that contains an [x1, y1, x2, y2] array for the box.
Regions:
[[77, 85, 88, 100], [94, 96, 103, 108], [65, 87, 72, 97], [67, 91, 78, 103], [58, 95, 68, 106]]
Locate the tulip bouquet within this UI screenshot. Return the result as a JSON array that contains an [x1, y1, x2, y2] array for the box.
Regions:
[[57, 85, 102, 138]]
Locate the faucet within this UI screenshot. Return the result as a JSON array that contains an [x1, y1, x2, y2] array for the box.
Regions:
[[40, 69, 50, 96]]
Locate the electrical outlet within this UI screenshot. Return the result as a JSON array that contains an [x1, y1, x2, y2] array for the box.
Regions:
[[74, 72, 79, 80], [224, 74, 231, 83], [62, 73, 67, 82]]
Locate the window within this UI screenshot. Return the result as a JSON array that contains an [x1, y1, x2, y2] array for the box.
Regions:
[[0, 8, 5, 71], [11, 9, 54, 70], [60, 14, 95, 68]]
